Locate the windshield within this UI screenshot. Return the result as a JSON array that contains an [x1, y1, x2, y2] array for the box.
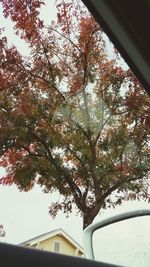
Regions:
[[0, 0, 149, 262]]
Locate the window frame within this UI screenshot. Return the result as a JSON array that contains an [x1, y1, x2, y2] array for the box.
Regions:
[[53, 241, 61, 253]]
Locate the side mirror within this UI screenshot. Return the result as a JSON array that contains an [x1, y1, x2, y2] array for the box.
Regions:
[[83, 209, 150, 266]]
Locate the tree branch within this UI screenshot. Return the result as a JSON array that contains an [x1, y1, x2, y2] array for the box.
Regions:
[[26, 125, 83, 208], [49, 27, 82, 54], [100, 173, 146, 204], [65, 143, 89, 176], [94, 107, 116, 146]]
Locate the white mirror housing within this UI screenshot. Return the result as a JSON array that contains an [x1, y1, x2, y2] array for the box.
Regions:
[[83, 209, 150, 262]]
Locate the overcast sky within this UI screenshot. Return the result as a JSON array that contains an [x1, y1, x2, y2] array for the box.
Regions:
[[1, 164, 150, 247], [0, 0, 85, 246], [0, 0, 82, 245], [0, 0, 150, 253], [0, 167, 84, 245]]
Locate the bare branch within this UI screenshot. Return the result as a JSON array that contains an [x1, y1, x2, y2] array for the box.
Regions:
[[49, 27, 82, 54], [94, 111, 113, 146], [26, 125, 83, 205], [100, 174, 146, 204]]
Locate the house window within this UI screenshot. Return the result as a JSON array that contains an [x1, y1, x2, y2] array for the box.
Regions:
[[54, 241, 61, 253]]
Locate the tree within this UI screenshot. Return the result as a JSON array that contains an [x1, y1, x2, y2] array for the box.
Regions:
[[0, 0, 149, 229], [0, 224, 5, 238]]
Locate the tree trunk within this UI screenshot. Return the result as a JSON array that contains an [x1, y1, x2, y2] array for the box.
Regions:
[[83, 205, 102, 229], [83, 215, 95, 230]]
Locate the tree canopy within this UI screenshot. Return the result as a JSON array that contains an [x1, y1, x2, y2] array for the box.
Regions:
[[0, 0, 150, 228]]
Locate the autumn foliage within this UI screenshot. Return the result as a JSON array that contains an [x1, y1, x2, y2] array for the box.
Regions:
[[0, 0, 150, 228]]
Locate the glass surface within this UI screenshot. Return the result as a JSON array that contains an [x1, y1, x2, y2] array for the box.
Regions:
[[0, 0, 149, 256], [93, 216, 150, 267]]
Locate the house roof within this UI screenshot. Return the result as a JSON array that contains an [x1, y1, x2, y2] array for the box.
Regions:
[[19, 228, 84, 254]]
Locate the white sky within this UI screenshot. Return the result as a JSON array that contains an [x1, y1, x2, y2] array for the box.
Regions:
[[1, 163, 150, 246], [0, 167, 83, 245], [0, 0, 149, 251], [1, 169, 150, 248], [0, 0, 84, 246]]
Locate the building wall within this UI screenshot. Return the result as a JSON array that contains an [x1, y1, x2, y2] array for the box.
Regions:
[[29, 234, 83, 257]]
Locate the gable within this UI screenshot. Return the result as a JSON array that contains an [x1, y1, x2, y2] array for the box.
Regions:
[[19, 228, 84, 255], [37, 234, 77, 256]]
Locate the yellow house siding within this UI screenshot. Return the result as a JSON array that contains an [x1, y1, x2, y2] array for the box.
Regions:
[[30, 234, 77, 256], [37, 235, 57, 252], [58, 236, 75, 256], [21, 230, 84, 257]]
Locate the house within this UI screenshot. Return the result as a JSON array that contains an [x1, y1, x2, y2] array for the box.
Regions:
[[19, 228, 84, 257]]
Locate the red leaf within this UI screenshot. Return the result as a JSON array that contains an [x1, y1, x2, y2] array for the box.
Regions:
[[0, 175, 14, 186]]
